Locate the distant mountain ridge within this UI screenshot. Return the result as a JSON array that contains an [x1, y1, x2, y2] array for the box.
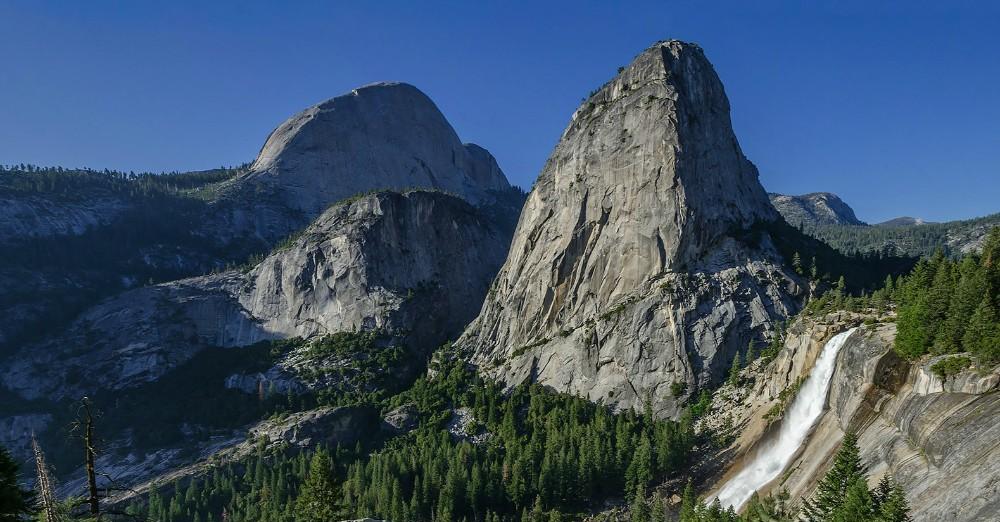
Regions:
[[768, 192, 864, 226], [877, 216, 934, 227], [768, 190, 996, 257]]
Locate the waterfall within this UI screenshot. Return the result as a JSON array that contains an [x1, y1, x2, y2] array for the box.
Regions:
[[713, 327, 856, 510]]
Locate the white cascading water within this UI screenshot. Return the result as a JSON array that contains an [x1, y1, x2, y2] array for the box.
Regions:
[[713, 327, 857, 510]]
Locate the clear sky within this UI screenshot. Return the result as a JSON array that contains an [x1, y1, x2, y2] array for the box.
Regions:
[[1, 1, 997, 223]]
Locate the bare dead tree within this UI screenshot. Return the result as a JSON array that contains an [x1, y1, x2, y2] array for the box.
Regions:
[[67, 397, 150, 521], [32, 434, 63, 522], [70, 397, 101, 517]]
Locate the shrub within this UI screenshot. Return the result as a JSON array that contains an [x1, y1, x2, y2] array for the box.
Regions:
[[930, 355, 972, 382]]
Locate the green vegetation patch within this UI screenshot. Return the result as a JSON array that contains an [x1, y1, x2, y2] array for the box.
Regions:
[[930, 355, 973, 382]]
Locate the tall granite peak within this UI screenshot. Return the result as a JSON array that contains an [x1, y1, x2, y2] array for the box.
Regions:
[[769, 191, 865, 226], [458, 40, 803, 417], [242, 82, 510, 217], [562, 40, 779, 254]]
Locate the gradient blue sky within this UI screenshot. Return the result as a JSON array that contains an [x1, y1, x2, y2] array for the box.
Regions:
[[1, 1, 997, 222]]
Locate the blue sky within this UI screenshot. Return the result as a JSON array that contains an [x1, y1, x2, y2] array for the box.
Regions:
[[1, 1, 997, 223]]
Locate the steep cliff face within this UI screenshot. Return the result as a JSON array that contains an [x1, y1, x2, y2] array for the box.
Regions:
[[768, 192, 864, 226], [703, 314, 1000, 521], [2, 191, 512, 401], [235, 191, 512, 345], [458, 40, 803, 417]]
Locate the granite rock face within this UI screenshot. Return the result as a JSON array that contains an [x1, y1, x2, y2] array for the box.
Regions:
[[0, 195, 127, 245], [458, 41, 804, 418], [2, 191, 513, 400], [768, 192, 864, 226]]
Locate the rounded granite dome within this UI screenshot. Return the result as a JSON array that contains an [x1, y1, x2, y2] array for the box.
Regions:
[[245, 82, 509, 216]]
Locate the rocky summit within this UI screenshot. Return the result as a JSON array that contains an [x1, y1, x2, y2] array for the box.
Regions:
[[768, 192, 865, 226], [241, 82, 509, 217], [458, 40, 804, 417]]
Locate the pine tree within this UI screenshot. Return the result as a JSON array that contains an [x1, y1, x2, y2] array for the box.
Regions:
[[629, 488, 650, 522], [0, 444, 33, 521], [833, 276, 847, 308], [964, 296, 1000, 364], [650, 494, 666, 522], [829, 477, 875, 521], [746, 340, 757, 363], [294, 449, 341, 522], [883, 274, 895, 300], [679, 480, 697, 522], [728, 352, 742, 387], [874, 477, 911, 522], [942, 257, 987, 350], [531, 496, 545, 522], [743, 489, 791, 521], [626, 435, 653, 496], [802, 432, 866, 520], [926, 261, 955, 350], [895, 293, 931, 358], [981, 227, 1000, 303]]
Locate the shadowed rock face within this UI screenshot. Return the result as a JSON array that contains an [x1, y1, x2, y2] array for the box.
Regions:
[[458, 40, 803, 418], [768, 192, 864, 226], [242, 82, 509, 218], [2, 191, 512, 401]]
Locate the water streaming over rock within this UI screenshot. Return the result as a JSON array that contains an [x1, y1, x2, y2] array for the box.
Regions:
[[714, 327, 857, 510]]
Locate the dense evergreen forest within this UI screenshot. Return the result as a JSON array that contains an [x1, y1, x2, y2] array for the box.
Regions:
[[131, 353, 699, 522], [0, 163, 243, 198], [805, 226, 1000, 367], [799, 213, 1000, 258]]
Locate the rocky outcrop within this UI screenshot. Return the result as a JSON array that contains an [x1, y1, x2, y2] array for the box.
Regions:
[[458, 40, 804, 418], [3, 190, 513, 400], [0, 195, 127, 245], [94, 406, 380, 505], [768, 192, 864, 226], [703, 314, 1000, 521]]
